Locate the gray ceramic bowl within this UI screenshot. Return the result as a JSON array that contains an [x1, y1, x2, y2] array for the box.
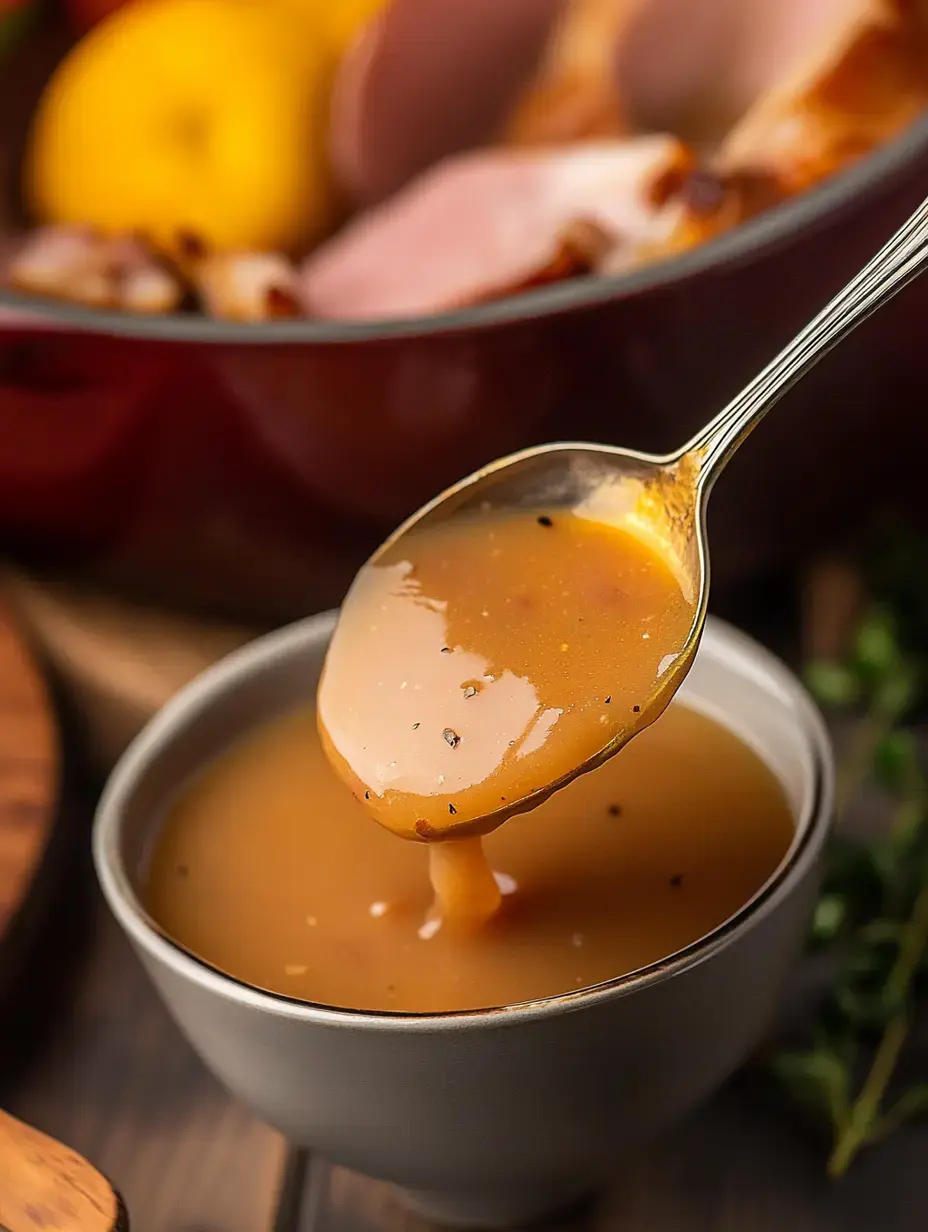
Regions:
[[94, 612, 833, 1228]]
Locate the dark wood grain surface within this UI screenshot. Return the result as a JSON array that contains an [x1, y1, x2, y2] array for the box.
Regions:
[[0, 598, 59, 1012], [4, 865, 925, 1232], [4, 887, 287, 1232], [301, 992, 928, 1232]]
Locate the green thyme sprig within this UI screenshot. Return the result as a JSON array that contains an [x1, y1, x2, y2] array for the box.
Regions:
[[772, 600, 928, 1176]]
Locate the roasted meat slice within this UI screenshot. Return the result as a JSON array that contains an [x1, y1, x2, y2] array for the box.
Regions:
[[660, 0, 928, 252], [302, 136, 693, 319]]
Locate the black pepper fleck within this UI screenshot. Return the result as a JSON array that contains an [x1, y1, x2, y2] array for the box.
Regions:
[[605, 695, 612, 704], [443, 728, 461, 748], [412, 722, 420, 730], [440, 646, 451, 654], [537, 515, 554, 528], [608, 804, 622, 817], [449, 803, 457, 815], [633, 705, 641, 713], [364, 790, 371, 800], [670, 873, 684, 887]]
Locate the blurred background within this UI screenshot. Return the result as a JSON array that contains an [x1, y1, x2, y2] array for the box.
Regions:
[[1, 0, 928, 648], [3, 0, 928, 890]]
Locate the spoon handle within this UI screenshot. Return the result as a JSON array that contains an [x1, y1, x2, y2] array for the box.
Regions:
[[685, 195, 928, 489]]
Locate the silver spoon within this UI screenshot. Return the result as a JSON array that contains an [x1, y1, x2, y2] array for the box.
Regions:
[[331, 194, 928, 836]]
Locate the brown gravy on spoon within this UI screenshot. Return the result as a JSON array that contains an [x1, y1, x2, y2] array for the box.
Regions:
[[317, 507, 696, 925]]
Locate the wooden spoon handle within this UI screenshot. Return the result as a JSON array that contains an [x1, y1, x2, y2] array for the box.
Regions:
[[0, 1108, 127, 1231]]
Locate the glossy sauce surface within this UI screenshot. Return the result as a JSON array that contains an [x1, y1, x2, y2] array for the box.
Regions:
[[317, 508, 697, 841], [145, 702, 794, 1013]]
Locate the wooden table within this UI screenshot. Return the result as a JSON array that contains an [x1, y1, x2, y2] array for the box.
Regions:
[[0, 599, 58, 1010], [4, 889, 927, 1232], [1, 571, 926, 1232]]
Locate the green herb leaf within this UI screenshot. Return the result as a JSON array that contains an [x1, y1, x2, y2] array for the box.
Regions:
[[853, 608, 901, 681], [866, 837, 913, 903], [811, 894, 847, 944], [870, 1084, 928, 1142], [857, 919, 905, 947], [805, 662, 862, 708], [832, 983, 900, 1032], [771, 1050, 851, 1131], [772, 530, 928, 1177], [873, 731, 919, 794], [873, 671, 917, 722], [821, 838, 883, 912]]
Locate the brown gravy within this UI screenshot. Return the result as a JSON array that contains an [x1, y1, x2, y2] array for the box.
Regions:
[[145, 702, 793, 1014], [318, 508, 696, 843]]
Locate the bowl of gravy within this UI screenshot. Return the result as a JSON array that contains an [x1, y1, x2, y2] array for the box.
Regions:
[[94, 612, 832, 1228]]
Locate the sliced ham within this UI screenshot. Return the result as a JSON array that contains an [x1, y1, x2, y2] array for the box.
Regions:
[[659, 0, 928, 253], [719, 0, 928, 186], [301, 136, 693, 320], [329, 0, 567, 208]]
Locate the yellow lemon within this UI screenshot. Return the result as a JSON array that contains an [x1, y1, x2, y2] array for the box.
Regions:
[[323, 0, 387, 51], [282, 0, 387, 55], [25, 0, 335, 256]]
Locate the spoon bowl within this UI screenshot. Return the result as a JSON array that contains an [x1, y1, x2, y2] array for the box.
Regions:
[[350, 439, 709, 839]]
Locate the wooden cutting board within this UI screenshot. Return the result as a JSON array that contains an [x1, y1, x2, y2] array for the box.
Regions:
[[0, 1108, 127, 1232], [0, 594, 58, 1008], [2, 568, 260, 773]]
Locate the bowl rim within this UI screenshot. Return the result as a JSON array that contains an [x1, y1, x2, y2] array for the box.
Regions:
[[93, 609, 834, 1033], [5, 114, 928, 345]]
